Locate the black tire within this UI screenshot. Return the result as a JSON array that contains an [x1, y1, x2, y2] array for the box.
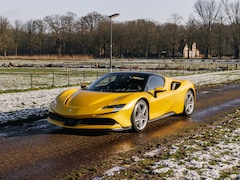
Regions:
[[183, 90, 195, 116], [131, 99, 148, 132]]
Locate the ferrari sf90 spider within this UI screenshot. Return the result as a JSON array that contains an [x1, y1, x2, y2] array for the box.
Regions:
[[48, 71, 196, 132]]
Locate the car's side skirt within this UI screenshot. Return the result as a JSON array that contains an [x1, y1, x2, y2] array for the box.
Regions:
[[148, 112, 176, 123]]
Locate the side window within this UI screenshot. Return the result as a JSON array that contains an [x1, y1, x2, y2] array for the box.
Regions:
[[146, 76, 164, 90]]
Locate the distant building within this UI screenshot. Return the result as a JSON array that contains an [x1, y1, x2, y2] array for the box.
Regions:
[[183, 42, 200, 58]]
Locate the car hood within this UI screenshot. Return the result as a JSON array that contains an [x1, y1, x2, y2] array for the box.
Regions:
[[63, 90, 131, 107]]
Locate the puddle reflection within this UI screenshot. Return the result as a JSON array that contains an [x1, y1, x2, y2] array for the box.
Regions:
[[147, 118, 193, 139], [112, 117, 193, 153], [192, 98, 240, 121]]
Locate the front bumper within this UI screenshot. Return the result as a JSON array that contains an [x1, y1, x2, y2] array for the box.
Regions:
[[48, 109, 133, 130]]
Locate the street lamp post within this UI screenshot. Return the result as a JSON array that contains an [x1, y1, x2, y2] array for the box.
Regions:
[[109, 13, 119, 72]]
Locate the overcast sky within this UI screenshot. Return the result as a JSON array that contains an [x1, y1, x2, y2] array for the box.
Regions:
[[1, 0, 198, 24]]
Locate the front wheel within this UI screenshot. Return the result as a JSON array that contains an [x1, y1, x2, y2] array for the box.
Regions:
[[131, 99, 148, 132], [183, 90, 195, 116]]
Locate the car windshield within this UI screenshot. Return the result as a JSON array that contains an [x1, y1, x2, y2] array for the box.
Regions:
[[87, 73, 147, 92]]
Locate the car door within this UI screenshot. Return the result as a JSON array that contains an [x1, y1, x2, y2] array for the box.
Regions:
[[146, 76, 174, 120]]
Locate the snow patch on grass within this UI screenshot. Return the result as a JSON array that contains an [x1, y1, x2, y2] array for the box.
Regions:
[[175, 70, 240, 85]]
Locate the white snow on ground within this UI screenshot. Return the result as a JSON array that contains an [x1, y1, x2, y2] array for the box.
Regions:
[[0, 88, 70, 113], [0, 87, 75, 124], [149, 122, 240, 179], [175, 70, 240, 85]]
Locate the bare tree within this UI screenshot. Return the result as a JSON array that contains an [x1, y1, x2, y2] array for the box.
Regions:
[[77, 12, 104, 55], [222, 0, 240, 59], [44, 14, 64, 57], [44, 12, 77, 57], [34, 19, 47, 55], [135, 19, 156, 58], [64, 12, 77, 54], [166, 14, 183, 59], [12, 20, 22, 56], [194, 0, 221, 58], [94, 19, 109, 57], [155, 24, 165, 58], [124, 21, 138, 58], [215, 11, 225, 58], [80, 12, 103, 32], [0, 16, 11, 58], [24, 20, 37, 55]]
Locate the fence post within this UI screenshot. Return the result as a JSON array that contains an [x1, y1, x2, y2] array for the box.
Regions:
[[52, 72, 55, 86], [97, 67, 98, 79], [67, 71, 70, 86], [30, 73, 33, 89], [83, 69, 85, 83]]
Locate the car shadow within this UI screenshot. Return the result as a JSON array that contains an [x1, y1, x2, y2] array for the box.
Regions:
[[49, 128, 114, 136]]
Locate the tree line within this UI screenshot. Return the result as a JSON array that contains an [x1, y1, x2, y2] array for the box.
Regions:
[[1, 0, 240, 59]]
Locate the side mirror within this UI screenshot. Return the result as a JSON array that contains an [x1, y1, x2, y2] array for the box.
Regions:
[[81, 83, 87, 90], [154, 86, 166, 97]]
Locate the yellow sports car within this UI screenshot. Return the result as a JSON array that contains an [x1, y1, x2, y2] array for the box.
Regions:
[[48, 71, 196, 132]]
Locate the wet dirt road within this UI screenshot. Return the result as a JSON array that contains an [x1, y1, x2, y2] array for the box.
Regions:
[[0, 83, 239, 179]]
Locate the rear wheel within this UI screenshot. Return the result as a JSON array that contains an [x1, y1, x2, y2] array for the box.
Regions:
[[183, 90, 195, 116], [131, 99, 148, 132]]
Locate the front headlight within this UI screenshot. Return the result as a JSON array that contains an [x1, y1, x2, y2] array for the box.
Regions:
[[102, 104, 126, 112]]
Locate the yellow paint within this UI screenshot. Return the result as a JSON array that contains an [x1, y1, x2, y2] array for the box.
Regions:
[[48, 76, 196, 130]]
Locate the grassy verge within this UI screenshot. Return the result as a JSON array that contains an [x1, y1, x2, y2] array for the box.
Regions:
[[63, 108, 240, 179]]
